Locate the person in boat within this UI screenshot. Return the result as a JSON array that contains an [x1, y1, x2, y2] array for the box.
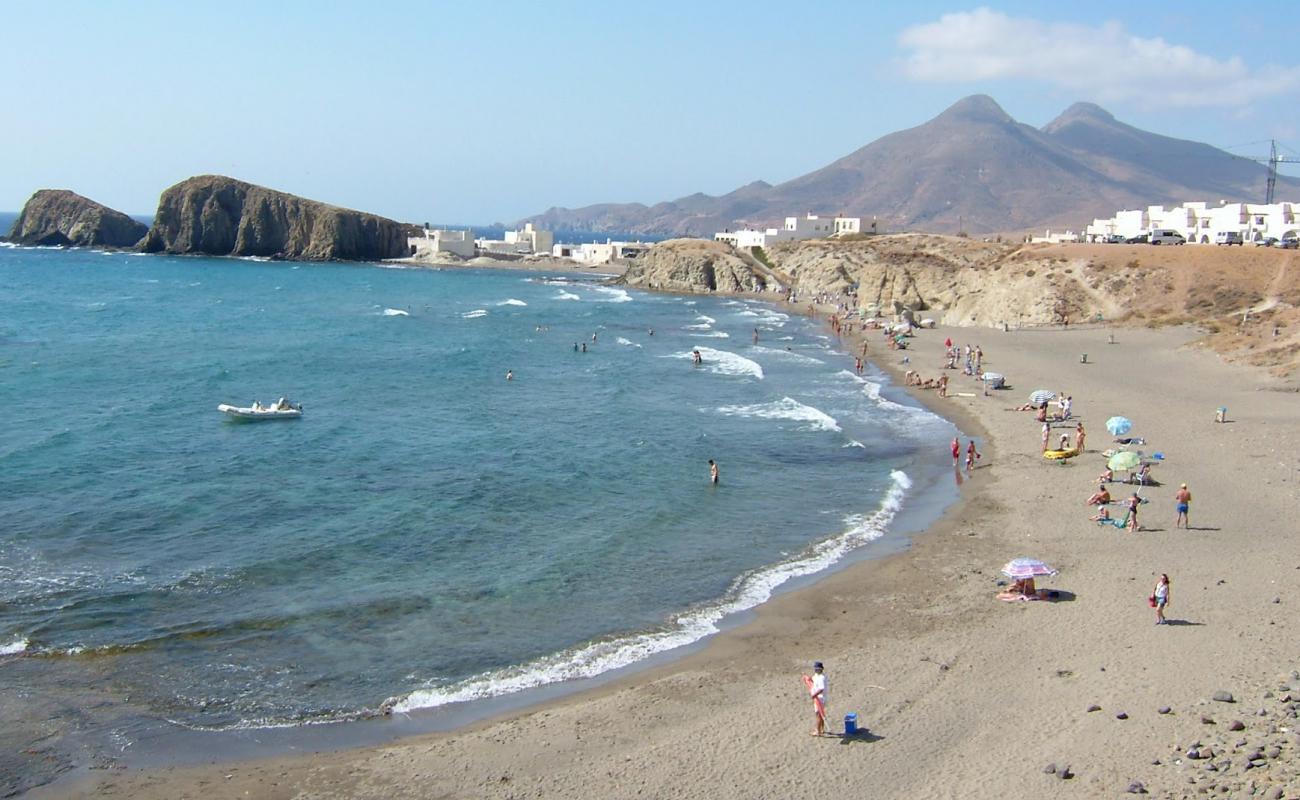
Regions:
[[275, 397, 293, 411], [252, 400, 264, 411]]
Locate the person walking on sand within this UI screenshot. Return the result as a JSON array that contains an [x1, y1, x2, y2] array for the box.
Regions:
[[965, 439, 981, 473], [1153, 574, 1170, 625], [803, 661, 828, 736], [708, 459, 719, 484], [1174, 483, 1192, 529], [951, 436, 961, 468], [938, 374, 948, 397], [1041, 421, 1051, 453]]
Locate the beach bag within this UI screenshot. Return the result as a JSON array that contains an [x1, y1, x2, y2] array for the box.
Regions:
[[1147, 595, 1157, 608]]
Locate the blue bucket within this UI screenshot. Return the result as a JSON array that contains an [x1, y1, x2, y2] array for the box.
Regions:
[[844, 712, 858, 736]]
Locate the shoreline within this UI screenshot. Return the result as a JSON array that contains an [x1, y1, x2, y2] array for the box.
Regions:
[[35, 286, 1300, 797]]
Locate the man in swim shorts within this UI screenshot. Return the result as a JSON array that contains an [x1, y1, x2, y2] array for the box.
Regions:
[[1174, 483, 1191, 529]]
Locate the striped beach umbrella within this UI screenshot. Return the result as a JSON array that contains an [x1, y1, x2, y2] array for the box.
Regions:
[[1001, 558, 1059, 579], [1105, 416, 1133, 436], [1028, 389, 1055, 405]]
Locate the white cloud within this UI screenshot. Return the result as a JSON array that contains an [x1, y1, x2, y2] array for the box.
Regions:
[[898, 7, 1300, 107]]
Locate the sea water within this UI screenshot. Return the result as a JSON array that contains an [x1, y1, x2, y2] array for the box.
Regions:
[[0, 245, 957, 781]]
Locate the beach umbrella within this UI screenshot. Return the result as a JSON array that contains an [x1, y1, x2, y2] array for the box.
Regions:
[[1028, 389, 1055, 405], [1105, 416, 1133, 436], [1001, 558, 1059, 579], [1107, 451, 1141, 472]]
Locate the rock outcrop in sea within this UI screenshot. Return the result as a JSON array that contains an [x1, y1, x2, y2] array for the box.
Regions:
[[5, 189, 148, 248], [138, 175, 409, 261]]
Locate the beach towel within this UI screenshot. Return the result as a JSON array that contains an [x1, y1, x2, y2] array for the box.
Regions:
[[1098, 514, 1128, 529]]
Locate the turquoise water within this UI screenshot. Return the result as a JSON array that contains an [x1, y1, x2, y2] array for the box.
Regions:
[[0, 244, 956, 777]]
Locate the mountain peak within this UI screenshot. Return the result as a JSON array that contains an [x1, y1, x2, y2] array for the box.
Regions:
[[935, 94, 1013, 124], [1042, 102, 1116, 133]]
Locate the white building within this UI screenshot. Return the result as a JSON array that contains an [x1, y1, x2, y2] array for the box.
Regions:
[[552, 240, 652, 265], [476, 223, 555, 255], [410, 228, 475, 258], [714, 213, 864, 249], [1086, 201, 1298, 243]]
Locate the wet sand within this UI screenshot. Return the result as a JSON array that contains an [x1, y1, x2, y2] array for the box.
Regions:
[[37, 317, 1300, 798]]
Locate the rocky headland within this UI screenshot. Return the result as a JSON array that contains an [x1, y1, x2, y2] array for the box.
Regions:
[[619, 234, 1300, 375], [138, 175, 408, 261], [5, 189, 148, 248]]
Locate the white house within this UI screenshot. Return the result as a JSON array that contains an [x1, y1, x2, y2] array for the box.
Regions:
[[477, 223, 555, 255], [553, 240, 653, 265], [714, 214, 864, 249], [1086, 200, 1298, 243], [410, 228, 475, 258]]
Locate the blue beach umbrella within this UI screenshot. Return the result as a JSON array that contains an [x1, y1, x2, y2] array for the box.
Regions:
[[1105, 416, 1133, 436], [1028, 389, 1055, 405]]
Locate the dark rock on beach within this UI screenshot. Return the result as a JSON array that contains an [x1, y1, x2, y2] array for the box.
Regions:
[[138, 175, 408, 261], [5, 189, 147, 248]]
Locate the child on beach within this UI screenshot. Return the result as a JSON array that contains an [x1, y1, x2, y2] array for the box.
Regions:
[[1153, 574, 1170, 624]]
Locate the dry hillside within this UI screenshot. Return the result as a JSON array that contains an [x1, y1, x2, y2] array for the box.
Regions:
[[620, 235, 1300, 376]]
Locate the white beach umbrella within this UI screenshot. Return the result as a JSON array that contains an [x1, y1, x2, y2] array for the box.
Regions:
[[1028, 389, 1055, 405], [1000, 558, 1059, 579]]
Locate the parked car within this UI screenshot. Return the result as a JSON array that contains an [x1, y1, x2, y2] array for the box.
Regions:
[[1150, 229, 1186, 245], [1214, 231, 1243, 246], [1259, 237, 1278, 247], [1102, 234, 1125, 244], [1125, 234, 1149, 244], [1279, 236, 1299, 249]]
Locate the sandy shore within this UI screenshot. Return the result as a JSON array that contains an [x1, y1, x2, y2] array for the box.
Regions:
[[38, 315, 1300, 798]]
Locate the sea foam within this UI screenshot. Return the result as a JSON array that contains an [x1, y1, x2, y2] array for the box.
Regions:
[[497, 299, 528, 307], [1, 637, 29, 656], [381, 308, 410, 317], [392, 470, 911, 714], [666, 347, 763, 379], [714, 397, 841, 432], [462, 309, 488, 319]]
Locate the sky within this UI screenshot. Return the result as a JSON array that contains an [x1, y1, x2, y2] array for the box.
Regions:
[[3, 1, 1299, 223]]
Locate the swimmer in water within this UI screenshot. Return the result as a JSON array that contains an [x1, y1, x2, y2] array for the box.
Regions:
[[709, 459, 719, 484], [506, 370, 514, 381]]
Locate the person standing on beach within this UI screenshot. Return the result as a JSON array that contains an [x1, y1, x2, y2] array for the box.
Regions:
[[965, 440, 981, 473], [1174, 483, 1192, 529], [1126, 492, 1141, 532], [708, 459, 719, 484], [1041, 421, 1051, 452], [1074, 422, 1086, 453], [805, 661, 828, 736], [1153, 574, 1170, 625], [951, 436, 961, 468]]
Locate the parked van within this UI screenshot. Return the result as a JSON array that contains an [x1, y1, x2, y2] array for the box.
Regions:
[[1149, 229, 1185, 245], [1214, 231, 1243, 246]]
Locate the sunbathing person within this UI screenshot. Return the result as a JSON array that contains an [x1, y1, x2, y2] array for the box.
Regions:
[[1097, 467, 1114, 484], [1090, 506, 1112, 522], [1086, 485, 1111, 506]]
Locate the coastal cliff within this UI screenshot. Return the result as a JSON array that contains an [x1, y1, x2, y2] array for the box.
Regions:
[[138, 175, 408, 261], [5, 190, 148, 247], [616, 239, 766, 293], [627, 235, 1300, 375]]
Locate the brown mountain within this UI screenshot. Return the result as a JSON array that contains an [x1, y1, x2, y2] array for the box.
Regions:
[[521, 95, 1299, 236]]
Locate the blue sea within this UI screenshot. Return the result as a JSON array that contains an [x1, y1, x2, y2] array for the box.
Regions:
[[0, 243, 958, 786]]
